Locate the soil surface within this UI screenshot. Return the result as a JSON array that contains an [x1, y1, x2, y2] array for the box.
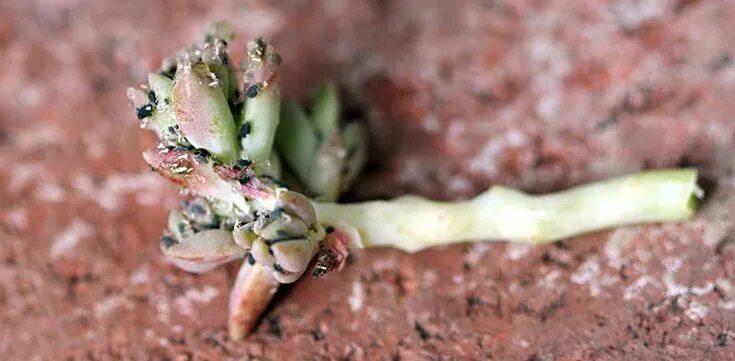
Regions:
[[2, 1, 735, 360]]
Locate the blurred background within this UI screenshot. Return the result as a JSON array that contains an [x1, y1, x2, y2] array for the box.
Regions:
[[1, 1, 735, 359]]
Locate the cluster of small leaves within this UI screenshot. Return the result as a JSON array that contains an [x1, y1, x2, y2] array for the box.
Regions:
[[128, 21, 367, 283], [128, 22, 368, 338]]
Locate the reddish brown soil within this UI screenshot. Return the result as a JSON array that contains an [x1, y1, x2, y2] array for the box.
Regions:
[[2, 1, 735, 360]]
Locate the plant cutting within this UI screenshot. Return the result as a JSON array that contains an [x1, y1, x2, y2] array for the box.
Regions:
[[127, 23, 702, 340]]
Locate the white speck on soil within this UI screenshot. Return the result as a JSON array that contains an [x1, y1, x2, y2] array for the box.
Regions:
[[604, 228, 636, 269], [348, 281, 365, 312], [94, 295, 133, 318], [690, 282, 714, 296], [609, 0, 668, 31], [685, 300, 709, 321], [678, 327, 700, 342], [18, 84, 45, 107], [73, 172, 166, 211], [14, 124, 61, 151], [184, 286, 219, 303], [572, 258, 600, 284], [372, 258, 398, 272], [397, 157, 428, 188], [422, 270, 438, 286], [716, 278, 735, 299], [156, 297, 171, 324], [174, 286, 220, 316], [9, 163, 44, 192], [159, 337, 171, 347], [129, 265, 150, 285], [536, 92, 561, 120], [6, 207, 28, 229], [467, 130, 529, 176], [465, 242, 491, 267], [623, 275, 660, 301], [505, 244, 532, 261], [35, 182, 66, 202], [446, 174, 473, 195], [540, 270, 562, 289], [422, 115, 440, 133], [662, 257, 689, 297], [49, 219, 95, 259], [571, 256, 616, 297]]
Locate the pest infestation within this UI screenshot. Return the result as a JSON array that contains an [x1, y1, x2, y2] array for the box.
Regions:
[[128, 22, 703, 340]]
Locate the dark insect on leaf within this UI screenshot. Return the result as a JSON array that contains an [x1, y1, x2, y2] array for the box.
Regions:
[[246, 84, 260, 98], [240, 122, 252, 137], [136, 104, 154, 119], [148, 90, 158, 105], [235, 159, 252, 168], [193, 148, 211, 163], [160, 235, 177, 249]]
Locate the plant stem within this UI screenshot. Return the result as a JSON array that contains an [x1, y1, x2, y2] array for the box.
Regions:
[[228, 262, 279, 340], [313, 169, 700, 252]]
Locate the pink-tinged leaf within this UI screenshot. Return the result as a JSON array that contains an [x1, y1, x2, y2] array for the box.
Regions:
[[127, 87, 148, 109], [228, 262, 279, 340], [257, 216, 308, 241], [274, 190, 317, 226], [272, 267, 303, 284], [161, 229, 245, 274], [237, 176, 277, 204], [232, 222, 257, 250], [270, 238, 315, 275], [249, 238, 275, 267], [173, 62, 239, 163], [143, 148, 248, 212], [243, 38, 280, 88], [168, 257, 228, 274]]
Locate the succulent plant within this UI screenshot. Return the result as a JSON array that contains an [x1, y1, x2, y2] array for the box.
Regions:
[[128, 23, 366, 339], [129, 22, 702, 340]]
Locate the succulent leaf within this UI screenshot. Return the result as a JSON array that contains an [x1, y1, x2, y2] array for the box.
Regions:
[[277, 101, 319, 181], [228, 262, 278, 340], [167, 209, 192, 241], [340, 122, 368, 191], [161, 229, 246, 274], [239, 38, 281, 165], [270, 238, 315, 274], [146, 73, 177, 137], [173, 62, 240, 163], [307, 132, 346, 201], [310, 82, 340, 139], [142, 148, 249, 213]]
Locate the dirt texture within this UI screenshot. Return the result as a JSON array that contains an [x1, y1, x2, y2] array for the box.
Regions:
[[2, 0, 735, 360]]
